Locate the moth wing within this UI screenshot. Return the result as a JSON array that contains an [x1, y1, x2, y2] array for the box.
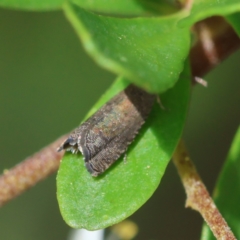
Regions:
[[84, 117, 144, 176], [76, 85, 155, 176]]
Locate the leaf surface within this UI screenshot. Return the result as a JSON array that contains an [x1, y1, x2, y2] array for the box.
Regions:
[[63, 3, 190, 93]]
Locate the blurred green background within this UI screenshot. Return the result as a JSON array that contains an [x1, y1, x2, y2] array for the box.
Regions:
[[0, 8, 240, 240]]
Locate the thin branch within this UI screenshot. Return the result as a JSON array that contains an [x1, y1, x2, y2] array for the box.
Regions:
[[0, 135, 67, 206], [172, 140, 237, 240], [190, 16, 240, 77]]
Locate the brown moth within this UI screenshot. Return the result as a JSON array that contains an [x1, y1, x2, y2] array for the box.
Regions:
[[57, 84, 155, 177]]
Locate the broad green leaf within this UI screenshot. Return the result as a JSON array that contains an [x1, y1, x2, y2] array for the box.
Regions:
[[201, 127, 240, 240], [71, 0, 178, 15], [179, 0, 240, 27], [57, 62, 190, 230], [63, 2, 190, 93], [0, 0, 63, 10]]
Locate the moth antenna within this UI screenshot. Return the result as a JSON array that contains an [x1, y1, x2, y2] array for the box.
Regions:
[[57, 146, 63, 152]]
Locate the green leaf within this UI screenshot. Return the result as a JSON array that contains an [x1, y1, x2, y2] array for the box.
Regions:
[[71, 0, 149, 15], [63, 2, 190, 93], [57, 62, 190, 230], [0, 0, 63, 10], [201, 127, 240, 240], [179, 0, 240, 27], [71, 0, 178, 15]]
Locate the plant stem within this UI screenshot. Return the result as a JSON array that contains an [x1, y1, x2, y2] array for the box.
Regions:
[[172, 140, 237, 240], [0, 135, 67, 206], [190, 16, 240, 77]]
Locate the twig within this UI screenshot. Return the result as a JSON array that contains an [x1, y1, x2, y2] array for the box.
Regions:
[[172, 140, 237, 240], [0, 135, 67, 206], [190, 16, 240, 77]]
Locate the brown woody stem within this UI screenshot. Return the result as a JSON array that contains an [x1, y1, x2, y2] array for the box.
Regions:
[[172, 140, 237, 240], [190, 16, 240, 77], [0, 135, 67, 206]]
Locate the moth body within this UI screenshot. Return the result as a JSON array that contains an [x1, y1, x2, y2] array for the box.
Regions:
[[58, 85, 155, 177]]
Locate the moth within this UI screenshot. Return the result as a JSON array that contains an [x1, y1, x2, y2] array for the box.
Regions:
[[57, 84, 155, 177]]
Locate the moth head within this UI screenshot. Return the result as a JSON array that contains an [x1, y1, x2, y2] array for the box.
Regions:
[[57, 136, 78, 154]]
